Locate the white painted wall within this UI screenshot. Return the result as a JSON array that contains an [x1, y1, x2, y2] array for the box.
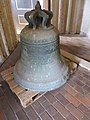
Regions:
[[81, 0, 90, 37]]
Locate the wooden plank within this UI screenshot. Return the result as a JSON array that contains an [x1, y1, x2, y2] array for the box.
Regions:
[[43, 0, 49, 10], [18, 91, 39, 107], [69, 0, 80, 34], [61, 49, 90, 71], [48, 0, 51, 11], [43, 0, 51, 11], [1, 67, 13, 76], [0, 47, 4, 63], [51, 0, 59, 28], [13, 86, 25, 95], [3, 0, 18, 48], [66, 0, 72, 33], [76, 0, 85, 33], [0, 32, 7, 58], [79, 60, 90, 71], [8, 80, 18, 89], [1, 67, 41, 108], [3, 74, 13, 82], [61, 49, 82, 63], [59, 0, 69, 33], [0, 0, 14, 52]]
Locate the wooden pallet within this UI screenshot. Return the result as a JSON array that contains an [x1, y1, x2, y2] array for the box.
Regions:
[[1, 67, 44, 108], [1, 58, 77, 108]]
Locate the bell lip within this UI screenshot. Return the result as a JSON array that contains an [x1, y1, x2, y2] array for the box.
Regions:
[[13, 56, 70, 92], [13, 67, 69, 92]]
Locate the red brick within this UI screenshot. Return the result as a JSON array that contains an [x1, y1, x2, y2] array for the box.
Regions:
[[0, 112, 6, 120], [74, 79, 85, 87], [5, 88, 22, 112], [78, 75, 89, 84], [66, 104, 84, 120], [50, 87, 61, 96], [66, 113, 78, 120], [37, 95, 46, 103], [40, 111, 53, 120], [74, 84, 88, 95], [78, 104, 90, 119], [23, 105, 32, 113], [0, 81, 10, 92], [69, 75, 76, 81], [31, 101, 44, 115], [0, 96, 17, 120], [75, 69, 83, 76], [83, 85, 90, 93], [42, 99, 50, 109], [0, 88, 3, 97], [46, 105, 57, 116], [75, 93, 90, 107], [82, 73, 90, 79], [62, 92, 80, 107], [86, 81, 90, 86], [27, 106, 40, 120], [85, 93, 90, 100], [53, 112, 65, 120], [63, 83, 77, 96], [44, 92, 57, 104], [60, 87, 67, 96], [53, 101, 69, 118], [16, 110, 29, 120], [4, 105, 18, 120], [78, 67, 90, 75], [81, 116, 89, 120], [56, 93, 69, 106], [59, 88, 67, 96], [68, 79, 76, 88], [37, 117, 41, 120]]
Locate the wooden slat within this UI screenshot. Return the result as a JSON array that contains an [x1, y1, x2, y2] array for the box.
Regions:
[[69, 0, 80, 34], [43, 0, 51, 11], [43, 0, 49, 10], [13, 86, 25, 95], [0, 0, 18, 52], [61, 49, 90, 71], [51, 0, 59, 28], [3, 0, 18, 47], [0, 0, 14, 52], [8, 80, 18, 89], [48, 0, 51, 11], [1, 67, 13, 76], [76, 0, 85, 33], [0, 47, 4, 63], [0, 31, 7, 58], [1, 67, 41, 108], [59, 0, 69, 33], [18, 91, 39, 107], [66, 0, 72, 33], [3, 74, 13, 82]]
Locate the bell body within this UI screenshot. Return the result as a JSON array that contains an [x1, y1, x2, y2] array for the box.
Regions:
[[14, 1, 69, 92], [14, 25, 69, 91]]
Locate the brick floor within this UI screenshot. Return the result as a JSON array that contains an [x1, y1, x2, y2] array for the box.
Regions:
[[0, 66, 90, 120]]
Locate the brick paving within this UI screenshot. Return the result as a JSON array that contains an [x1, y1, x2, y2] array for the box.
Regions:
[[0, 66, 90, 120]]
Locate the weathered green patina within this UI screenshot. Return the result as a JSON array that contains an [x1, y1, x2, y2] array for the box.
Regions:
[[14, 1, 69, 92]]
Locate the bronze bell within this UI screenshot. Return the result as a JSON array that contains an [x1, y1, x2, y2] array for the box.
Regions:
[[14, 1, 69, 92]]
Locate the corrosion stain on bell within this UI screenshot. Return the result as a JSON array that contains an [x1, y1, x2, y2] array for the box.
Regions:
[[14, 1, 69, 92]]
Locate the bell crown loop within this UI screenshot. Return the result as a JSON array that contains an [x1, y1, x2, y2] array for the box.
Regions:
[[24, 1, 53, 29], [35, 1, 41, 10]]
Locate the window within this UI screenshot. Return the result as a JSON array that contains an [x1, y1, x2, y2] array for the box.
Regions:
[[11, 0, 44, 34]]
